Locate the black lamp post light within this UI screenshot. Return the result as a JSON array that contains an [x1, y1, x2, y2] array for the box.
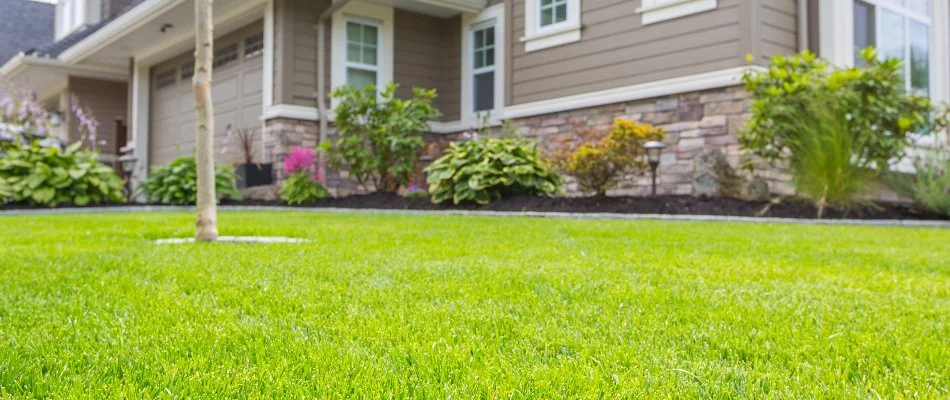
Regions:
[[644, 141, 666, 196], [118, 153, 138, 199]]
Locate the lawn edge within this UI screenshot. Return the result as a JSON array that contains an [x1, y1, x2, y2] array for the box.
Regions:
[[2, 205, 949, 228]]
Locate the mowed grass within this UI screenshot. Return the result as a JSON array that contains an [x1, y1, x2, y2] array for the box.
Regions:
[[0, 211, 948, 398]]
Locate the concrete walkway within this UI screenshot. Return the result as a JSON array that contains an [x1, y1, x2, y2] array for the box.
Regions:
[[2, 205, 949, 228]]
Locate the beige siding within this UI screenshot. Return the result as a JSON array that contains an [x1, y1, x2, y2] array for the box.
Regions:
[[393, 11, 461, 121], [275, 0, 331, 107], [67, 77, 128, 156], [510, 0, 745, 105], [757, 0, 798, 63]]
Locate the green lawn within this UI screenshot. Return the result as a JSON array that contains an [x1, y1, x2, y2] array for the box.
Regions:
[[0, 211, 948, 398]]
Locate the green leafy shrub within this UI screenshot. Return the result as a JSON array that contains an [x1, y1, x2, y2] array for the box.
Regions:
[[741, 48, 942, 172], [280, 171, 330, 205], [326, 82, 441, 193], [889, 150, 950, 217], [784, 101, 877, 217], [0, 141, 125, 207], [551, 118, 664, 196], [143, 156, 241, 205], [425, 138, 562, 204]]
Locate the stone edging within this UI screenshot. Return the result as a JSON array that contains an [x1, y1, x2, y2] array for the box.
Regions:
[[2, 205, 949, 228]]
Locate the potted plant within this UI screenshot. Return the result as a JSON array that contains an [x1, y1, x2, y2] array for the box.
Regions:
[[228, 125, 273, 188]]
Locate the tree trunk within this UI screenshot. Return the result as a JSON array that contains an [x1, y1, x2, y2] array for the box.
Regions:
[[194, 0, 218, 242]]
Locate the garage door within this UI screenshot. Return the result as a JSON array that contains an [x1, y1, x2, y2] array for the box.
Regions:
[[149, 24, 264, 166]]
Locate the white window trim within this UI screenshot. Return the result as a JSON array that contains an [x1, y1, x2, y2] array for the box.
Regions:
[[55, 0, 101, 40], [331, 1, 394, 97], [342, 17, 381, 88], [635, 0, 716, 25], [820, 0, 949, 105], [520, 0, 580, 52], [462, 4, 506, 124]]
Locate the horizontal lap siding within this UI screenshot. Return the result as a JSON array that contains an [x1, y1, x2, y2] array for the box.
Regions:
[[510, 0, 743, 105], [394, 11, 461, 121], [758, 0, 798, 63], [68, 77, 128, 156], [275, 0, 331, 107]]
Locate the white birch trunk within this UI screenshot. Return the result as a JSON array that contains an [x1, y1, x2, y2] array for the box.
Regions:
[[194, 0, 218, 241]]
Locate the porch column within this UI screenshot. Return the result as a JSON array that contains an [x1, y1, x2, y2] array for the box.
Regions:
[[130, 58, 150, 190]]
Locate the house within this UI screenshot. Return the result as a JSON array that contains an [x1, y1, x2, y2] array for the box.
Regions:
[[1, 0, 947, 197]]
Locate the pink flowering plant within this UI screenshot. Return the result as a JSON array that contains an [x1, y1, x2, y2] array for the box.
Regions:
[[279, 147, 329, 204]]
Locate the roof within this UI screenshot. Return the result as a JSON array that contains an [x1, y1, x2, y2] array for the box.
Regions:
[[24, 0, 147, 59], [0, 0, 55, 65]]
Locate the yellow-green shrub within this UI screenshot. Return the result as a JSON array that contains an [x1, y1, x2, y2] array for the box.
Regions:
[[553, 119, 664, 196]]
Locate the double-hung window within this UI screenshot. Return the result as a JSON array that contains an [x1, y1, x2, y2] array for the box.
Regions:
[[539, 0, 568, 28], [521, 0, 580, 52], [472, 23, 496, 113], [345, 20, 379, 90], [853, 0, 931, 95]]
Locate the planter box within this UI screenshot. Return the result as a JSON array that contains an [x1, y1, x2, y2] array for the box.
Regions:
[[235, 163, 273, 189]]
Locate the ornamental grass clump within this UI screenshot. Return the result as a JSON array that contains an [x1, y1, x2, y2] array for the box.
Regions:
[[425, 137, 562, 205], [279, 147, 329, 205], [889, 149, 950, 218], [551, 119, 664, 196]]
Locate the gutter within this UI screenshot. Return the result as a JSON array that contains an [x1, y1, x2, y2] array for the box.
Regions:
[[58, 0, 184, 63], [1, 53, 128, 81], [315, 0, 352, 179]]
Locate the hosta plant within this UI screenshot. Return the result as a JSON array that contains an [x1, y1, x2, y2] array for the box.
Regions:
[[143, 156, 241, 205], [0, 141, 125, 207], [425, 138, 562, 204]]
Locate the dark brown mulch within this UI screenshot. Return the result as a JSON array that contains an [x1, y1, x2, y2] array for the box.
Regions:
[[2, 193, 945, 221], [229, 193, 946, 221]]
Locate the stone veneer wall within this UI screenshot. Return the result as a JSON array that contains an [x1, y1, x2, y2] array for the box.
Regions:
[[424, 85, 791, 198]]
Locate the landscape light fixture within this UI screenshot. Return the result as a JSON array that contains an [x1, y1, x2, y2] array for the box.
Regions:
[[644, 141, 666, 196]]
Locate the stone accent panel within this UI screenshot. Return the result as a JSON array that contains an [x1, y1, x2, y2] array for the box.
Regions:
[[425, 85, 791, 198], [262, 118, 368, 197]]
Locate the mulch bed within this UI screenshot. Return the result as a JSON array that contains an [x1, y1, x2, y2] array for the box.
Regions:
[[2, 193, 945, 221]]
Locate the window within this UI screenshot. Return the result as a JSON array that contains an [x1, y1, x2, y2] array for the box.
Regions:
[[345, 20, 379, 90], [462, 4, 505, 121], [213, 44, 239, 69], [853, 0, 931, 95], [636, 0, 717, 25], [472, 24, 496, 113], [521, 0, 580, 52], [539, 0, 568, 28], [244, 33, 264, 59], [57, 0, 88, 39], [180, 61, 194, 81], [155, 69, 177, 90]]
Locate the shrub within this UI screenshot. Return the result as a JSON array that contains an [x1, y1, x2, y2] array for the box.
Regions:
[[784, 100, 877, 217], [143, 156, 241, 205], [741, 48, 942, 172], [279, 147, 329, 205], [551, 119, 664, 196], [326, 82, 440, 193], [889, 149, 950, 217], [425, 137, 562, 204], [0, 141, 125, 207]]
